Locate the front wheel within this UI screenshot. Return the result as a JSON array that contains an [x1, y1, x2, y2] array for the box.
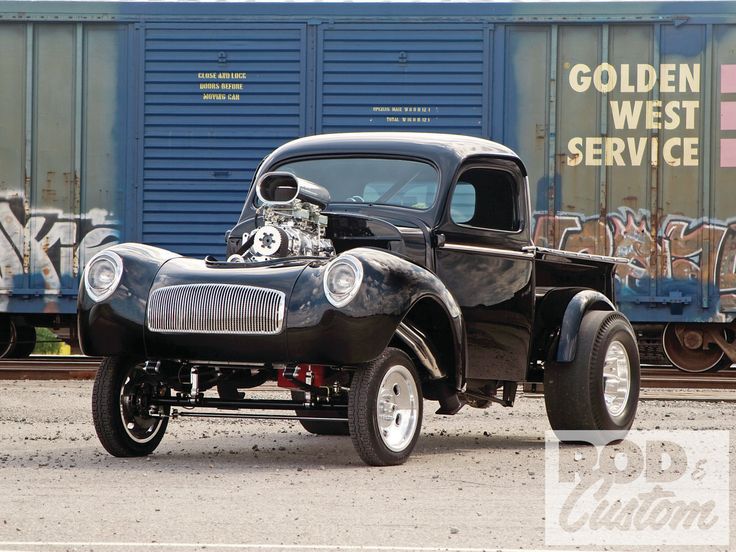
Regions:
[[348, 348, 423, 466], [92, 357, 169, 457], [544, 311, 640, 437]]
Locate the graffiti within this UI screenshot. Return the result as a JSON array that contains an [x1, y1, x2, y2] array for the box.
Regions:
[[532, 207, 736, 309], [0, 192, 119, 292]]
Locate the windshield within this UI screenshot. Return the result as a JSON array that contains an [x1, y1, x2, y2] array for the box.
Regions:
[[273, 157, 439, 210]]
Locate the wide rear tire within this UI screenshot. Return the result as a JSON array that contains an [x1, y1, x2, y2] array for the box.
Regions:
[[92, 356, 168, 457], [544, 311, 640, 437]]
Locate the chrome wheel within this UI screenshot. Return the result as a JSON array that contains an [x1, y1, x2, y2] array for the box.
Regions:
[[376, 364, 420, 452], [119, 366, 165, 444], [349, 348, 423, 465], [602, 340, 631, 418]]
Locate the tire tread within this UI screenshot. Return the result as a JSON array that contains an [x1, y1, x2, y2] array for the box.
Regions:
[[92, 356, 167, 457]]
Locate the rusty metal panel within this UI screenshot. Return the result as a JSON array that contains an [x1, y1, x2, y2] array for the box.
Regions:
[[0, 24, 28, 295], [80, 25, 125, 270], [30, 24, 77, 292], [504, 25, 550, 239], [0, 21, 126, 315], [605, 24, 656, 300], [714, 25, 736, 314], [549, 22, 721, 322], [657, 24, 708, 309], [555, 26, 602, 252]]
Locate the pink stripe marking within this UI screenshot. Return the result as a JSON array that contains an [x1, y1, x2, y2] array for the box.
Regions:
[[722, 65, 736, 94], [721, 139, 736, 167], [721, 102, 736, 130]]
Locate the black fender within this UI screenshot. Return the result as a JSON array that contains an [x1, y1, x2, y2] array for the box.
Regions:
[[552, 289, 616, 363], [78, 243, 180, 357], [288, 247, 466, 387]]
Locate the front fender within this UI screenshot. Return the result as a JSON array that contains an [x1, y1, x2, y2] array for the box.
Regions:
[[77, 243, 180, 357], [287, 247, 465, 371]]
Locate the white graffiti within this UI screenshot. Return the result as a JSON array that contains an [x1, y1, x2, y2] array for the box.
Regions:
[[0, 192, 120, 291]]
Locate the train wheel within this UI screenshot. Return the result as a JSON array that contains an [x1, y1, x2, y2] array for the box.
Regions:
[[0, 322, 36, 358], [9, 325, 36, 358], [662, 323, 732, 373], [0, 320, 13, 358]]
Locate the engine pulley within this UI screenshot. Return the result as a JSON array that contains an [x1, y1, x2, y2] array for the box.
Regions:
[[251, 225, 289, 258]]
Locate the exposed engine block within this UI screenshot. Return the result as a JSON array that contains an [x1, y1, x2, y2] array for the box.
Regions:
[[229, 172, 335, 263]]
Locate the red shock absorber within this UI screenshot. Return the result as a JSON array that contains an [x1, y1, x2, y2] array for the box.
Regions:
[[277, 364, 327, 389]]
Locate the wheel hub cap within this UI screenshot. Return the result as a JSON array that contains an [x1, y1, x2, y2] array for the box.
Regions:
[[603, 340, 631, 418], [120, 370, 164, 444], [376, 365, 419, 452]]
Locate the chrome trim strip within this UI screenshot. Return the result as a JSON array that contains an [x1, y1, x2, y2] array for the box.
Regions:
[[147, 283, 286, 335], [441, 243, 534, 259], [396, 226, 425, 236], [525, 245, 629, 265]]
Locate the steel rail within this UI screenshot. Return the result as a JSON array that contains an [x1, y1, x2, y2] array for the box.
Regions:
[[3, 358, 736, 392]]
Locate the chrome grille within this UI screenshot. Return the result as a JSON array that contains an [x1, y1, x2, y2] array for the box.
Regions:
[[147, 283, 285, 335]]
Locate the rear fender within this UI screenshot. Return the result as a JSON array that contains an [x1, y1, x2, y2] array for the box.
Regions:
[[551, 289, 616, 363]]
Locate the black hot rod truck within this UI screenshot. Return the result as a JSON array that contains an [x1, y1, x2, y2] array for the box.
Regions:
[[79, 133, 640, 466]]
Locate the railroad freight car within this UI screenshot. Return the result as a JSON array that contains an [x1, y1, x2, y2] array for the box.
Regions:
[[1, 1, 736, 372]]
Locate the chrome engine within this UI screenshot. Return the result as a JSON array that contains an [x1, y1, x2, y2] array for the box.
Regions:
[[229, 172, 335, 263]]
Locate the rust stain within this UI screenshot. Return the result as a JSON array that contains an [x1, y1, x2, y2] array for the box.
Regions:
[[622, 195, 638, 209], [22, 172, 31, 273]]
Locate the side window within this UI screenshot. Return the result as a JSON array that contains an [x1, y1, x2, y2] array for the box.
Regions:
[[449, 167, 520, 231]]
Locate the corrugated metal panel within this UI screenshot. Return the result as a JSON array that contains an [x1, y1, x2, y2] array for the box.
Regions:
[[0, 22, 125, 313], [503, 25, 551, 239], [526, 21, 733, 323], [714, 24, 736, 314], [142, 24, 307, 257], [318, 24, 488, 135]]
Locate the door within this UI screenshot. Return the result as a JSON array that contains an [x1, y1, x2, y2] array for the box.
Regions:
[[434, 159, 534, 384]]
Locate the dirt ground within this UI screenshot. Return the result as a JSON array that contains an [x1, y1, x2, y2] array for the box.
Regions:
[[0, 380, 734, 552]]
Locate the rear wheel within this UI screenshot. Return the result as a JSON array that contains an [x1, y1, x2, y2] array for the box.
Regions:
[[292, 390, 349, 435], [348, 348, 423, 466], [92, 356, 169, 457], [544, 311, 640, 436]]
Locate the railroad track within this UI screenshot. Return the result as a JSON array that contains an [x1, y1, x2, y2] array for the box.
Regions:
[[0, 356, 100, 380], [2, 358, 736, 391]]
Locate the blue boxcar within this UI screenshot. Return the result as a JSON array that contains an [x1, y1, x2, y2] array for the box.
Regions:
[[2, 0, 736, 369]]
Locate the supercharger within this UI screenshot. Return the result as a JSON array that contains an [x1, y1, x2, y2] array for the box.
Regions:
[[228, 172, 335, 263]]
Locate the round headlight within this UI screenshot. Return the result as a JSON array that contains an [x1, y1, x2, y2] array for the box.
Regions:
[[323, 255, 363, 308], [84, 251, 123, 302]]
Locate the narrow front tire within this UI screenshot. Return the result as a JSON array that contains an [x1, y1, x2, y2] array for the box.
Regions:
[[92, 357, 169, 457], [348, 348, 423, 466]]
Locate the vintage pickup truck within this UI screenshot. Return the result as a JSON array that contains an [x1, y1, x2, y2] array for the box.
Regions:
[[79, 132, 640, 466]]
